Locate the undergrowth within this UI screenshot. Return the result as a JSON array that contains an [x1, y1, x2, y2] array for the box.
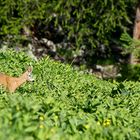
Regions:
[[0, 50, 140, 140]]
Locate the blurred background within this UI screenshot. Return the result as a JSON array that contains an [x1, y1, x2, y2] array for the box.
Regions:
[[1, 0, 140, 80]]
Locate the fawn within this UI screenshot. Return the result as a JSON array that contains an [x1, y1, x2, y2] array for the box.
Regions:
[[0, 66, 34, 93]]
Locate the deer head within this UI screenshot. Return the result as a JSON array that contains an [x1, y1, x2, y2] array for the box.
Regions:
[[26, 66, 34, 82]]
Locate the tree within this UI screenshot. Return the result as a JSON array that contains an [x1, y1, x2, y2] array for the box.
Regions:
[[131, 2, 140, 64]]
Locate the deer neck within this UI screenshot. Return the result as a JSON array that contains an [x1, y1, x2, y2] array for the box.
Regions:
[[15, 72, 27, 87]]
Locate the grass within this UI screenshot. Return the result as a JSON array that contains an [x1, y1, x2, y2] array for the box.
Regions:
[[0, 50, 140, 140]]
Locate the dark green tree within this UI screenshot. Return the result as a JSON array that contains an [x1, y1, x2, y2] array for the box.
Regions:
[[0, 0, 139, 66]]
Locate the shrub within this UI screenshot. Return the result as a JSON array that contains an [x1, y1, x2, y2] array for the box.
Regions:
[[0, 50, 139, 139]]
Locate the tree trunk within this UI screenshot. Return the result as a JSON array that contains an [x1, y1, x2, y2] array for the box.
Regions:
[[131, 4, 140, 64]]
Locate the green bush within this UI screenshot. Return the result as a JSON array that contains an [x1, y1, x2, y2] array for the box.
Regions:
[[0, 50, 139, 139]]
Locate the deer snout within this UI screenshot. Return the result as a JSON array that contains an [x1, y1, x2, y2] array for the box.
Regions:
[[29, 77, 35, 82], [27, 73, 35, 82]]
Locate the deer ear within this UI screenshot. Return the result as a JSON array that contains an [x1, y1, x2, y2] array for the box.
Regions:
[[27, 66, 33, 72]]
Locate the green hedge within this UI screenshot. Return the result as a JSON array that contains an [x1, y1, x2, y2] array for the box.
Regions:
[[0, 50, 139, 139]]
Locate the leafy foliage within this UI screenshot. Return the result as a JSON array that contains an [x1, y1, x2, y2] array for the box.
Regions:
[[119, 64, 140, 81], [0, 50, 140, 139], [120, 32, 140, 53], [0, 0, 137, 43], [0, 0, 139, 65]]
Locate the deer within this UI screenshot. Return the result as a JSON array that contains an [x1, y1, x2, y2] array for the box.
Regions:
[[0, 66, 34, 93]]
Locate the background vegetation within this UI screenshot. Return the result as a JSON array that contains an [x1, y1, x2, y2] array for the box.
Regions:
[[0, 50, 140, 140], [0, 0, 139, 67]]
